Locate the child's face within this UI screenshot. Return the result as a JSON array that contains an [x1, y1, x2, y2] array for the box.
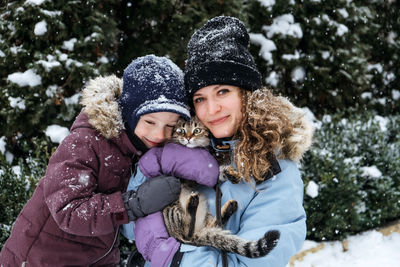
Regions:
[[134, 112, 180, 148]]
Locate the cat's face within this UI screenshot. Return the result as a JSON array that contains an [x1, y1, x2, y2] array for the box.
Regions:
[[171, 117, 210, 148]]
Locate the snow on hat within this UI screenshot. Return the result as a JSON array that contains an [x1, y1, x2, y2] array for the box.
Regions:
[[119, 55, 190, 131], [184, 16, 262, 102]]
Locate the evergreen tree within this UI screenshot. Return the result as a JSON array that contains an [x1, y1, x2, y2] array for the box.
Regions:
[[112, 0, 246, 73], [246, 0, 397, 114], [0, 0, 119, 159], [362, 0, 400, 114]]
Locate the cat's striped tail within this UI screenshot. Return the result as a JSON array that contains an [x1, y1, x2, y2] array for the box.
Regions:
[[191, 228, 280, 258]]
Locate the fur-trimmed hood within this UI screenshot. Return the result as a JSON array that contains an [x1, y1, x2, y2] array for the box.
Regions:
[[80, 75, 124, 139], [278, 96, 314, 162]]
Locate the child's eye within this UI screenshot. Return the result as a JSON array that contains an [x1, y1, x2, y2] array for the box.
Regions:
[[193, 128, 202, 134], [145, 120, 155, 125], [193, 97, 204, 104], [167, 124, 175, 128]]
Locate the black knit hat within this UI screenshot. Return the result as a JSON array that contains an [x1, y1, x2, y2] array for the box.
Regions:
[[184, 16, 262, 102], [118, 55, 190, 132]]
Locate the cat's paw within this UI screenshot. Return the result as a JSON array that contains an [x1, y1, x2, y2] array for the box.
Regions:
[[224, 172, 241, 184], [218, 166, 240, 183], [218, 172, 228, 182], [221, 200, 238, 225], [218, 166, 228, 182], [223, 200, 238, 216], [187, 193, 199, 210]]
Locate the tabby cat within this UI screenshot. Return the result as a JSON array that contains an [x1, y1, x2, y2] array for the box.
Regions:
[[162, 117, 280, 258]]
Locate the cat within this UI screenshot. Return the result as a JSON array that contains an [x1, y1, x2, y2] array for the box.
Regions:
[[162, 116, 280, 258], [171, 116, 240, 183]]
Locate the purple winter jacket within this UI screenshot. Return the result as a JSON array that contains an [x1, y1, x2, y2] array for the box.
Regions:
[[0, 76, 139, 266]]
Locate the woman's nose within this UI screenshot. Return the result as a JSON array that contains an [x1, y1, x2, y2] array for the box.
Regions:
[[207, 98, 222, 115]]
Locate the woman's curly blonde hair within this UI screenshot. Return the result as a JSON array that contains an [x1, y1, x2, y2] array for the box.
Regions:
[[232, 88, 296, 182]]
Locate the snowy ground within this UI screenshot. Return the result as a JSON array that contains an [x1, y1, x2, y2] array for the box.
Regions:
[[290, 229, 400, 267]]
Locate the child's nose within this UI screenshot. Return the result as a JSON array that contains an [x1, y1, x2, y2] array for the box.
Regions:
[[152, 129, 166, 142]]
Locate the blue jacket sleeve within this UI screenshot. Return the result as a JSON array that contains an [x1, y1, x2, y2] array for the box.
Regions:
[[179, 160, 306, 267], [120, 165, 148, 240]]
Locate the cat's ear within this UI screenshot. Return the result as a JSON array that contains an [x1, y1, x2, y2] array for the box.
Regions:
[[193, 116, 204, 125], [178, 117, 187, 123], [175, 117, 187, 128]]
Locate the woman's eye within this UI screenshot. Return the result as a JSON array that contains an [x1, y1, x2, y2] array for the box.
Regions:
[[167, 124, 175, 128], [145, 120, 155, 125], [218, 89, 229, 95]]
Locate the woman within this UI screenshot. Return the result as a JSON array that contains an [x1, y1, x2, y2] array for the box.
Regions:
[[0, 55, 217, 266], [134, 17, 314, 267]]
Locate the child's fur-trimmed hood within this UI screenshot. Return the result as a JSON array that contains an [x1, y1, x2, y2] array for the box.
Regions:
[[80, 75, 124, 139]]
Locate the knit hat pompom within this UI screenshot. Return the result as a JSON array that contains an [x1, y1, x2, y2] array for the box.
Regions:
[[185, 16, 262, 102], [119, 55, 190, 131]]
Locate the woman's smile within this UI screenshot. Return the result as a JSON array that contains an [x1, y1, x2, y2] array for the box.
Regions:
[[209, 115, 229, 125]]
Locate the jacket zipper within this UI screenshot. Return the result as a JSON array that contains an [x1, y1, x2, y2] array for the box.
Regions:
[[91, 228, 120, 266], [215, 183, 229, 267]]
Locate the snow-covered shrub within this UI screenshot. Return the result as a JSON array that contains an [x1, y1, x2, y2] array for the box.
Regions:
[[247, 0, 400, 114], [0, 136, 49, 247], [302, 111, 400, 241], [0, 0, 119, 153], [0, 162, 28, 246]]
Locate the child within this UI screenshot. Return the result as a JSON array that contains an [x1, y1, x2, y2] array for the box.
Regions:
[[0, 55, 217, 266]]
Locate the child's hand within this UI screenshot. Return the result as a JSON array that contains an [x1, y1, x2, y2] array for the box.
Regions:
[[122, 176, 181, 221], [134, 212, 180, 265], [139, 143, 219, 187]]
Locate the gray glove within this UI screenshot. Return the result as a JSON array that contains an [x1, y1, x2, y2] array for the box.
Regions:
[[122, 176, 181, 221]]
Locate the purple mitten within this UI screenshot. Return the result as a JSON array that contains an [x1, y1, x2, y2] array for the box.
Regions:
[[134, 212, 180, 267], [139, 142, 219, 187]]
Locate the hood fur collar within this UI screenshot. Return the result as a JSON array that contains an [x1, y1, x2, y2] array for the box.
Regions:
[[80, 75, 124, 139], [278, 96, 314, 162]]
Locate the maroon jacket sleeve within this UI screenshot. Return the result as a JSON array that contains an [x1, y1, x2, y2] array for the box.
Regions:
[[43, 128, 128, 237]]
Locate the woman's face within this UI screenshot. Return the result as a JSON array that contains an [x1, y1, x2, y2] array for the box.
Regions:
[[193, 84, 243, 138], [134, 112, 180, 148]]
